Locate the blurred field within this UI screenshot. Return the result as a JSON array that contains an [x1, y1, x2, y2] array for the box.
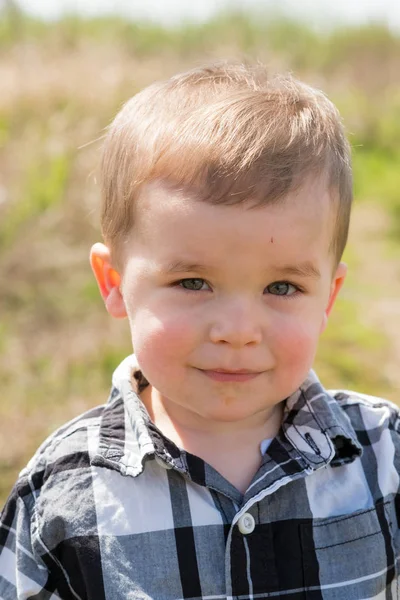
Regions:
[[0, 9, 399, 504]]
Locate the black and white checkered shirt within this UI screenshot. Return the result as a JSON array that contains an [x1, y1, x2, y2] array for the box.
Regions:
[[1, 355, 400, 600]]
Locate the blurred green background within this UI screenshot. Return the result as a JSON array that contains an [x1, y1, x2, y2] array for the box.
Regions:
[[0, 6, 399, 504]]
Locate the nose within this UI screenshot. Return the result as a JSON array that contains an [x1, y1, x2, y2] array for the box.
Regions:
[[209, 297, 262, 347]]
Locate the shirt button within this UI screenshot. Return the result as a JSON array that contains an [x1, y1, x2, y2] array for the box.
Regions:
[[238, 513, 255, 535], [155, 455, 173, 470]]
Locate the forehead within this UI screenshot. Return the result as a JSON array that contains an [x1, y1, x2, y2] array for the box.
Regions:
[[132, 178, 335, 268]]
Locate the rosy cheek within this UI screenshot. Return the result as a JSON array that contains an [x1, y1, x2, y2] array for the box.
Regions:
[[131, 310, 194, 371], [272, 318, 319, 365]]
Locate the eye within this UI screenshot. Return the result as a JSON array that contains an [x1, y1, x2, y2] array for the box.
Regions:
[[266, 281, 299, 296], [179, 278, 209, 291]]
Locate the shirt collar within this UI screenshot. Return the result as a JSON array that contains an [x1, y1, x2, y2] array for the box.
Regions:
[[282, 370, 362, 468], [91, 355, 362, 477]]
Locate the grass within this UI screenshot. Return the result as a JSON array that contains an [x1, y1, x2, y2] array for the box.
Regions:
[[352, 148, 400, 239], [316, 297, 392, 395], [0, 11, 399, 504], [0, 153, 70, 249]]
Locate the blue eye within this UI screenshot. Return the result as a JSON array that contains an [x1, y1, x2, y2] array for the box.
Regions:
[[266, 282, 298, 296], [179, 278, 208, 291]]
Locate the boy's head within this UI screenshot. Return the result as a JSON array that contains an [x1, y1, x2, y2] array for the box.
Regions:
[[91, 62, 351, 423], [99, 61, 352, 271]]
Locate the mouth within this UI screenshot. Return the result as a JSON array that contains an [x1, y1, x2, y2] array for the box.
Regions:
[[212, 368, 259, 374], [199, 368, 262, 383]]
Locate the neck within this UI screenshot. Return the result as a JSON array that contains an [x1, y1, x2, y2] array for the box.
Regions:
[[140, 386, 284, 493], [141, 385, 284, 440]]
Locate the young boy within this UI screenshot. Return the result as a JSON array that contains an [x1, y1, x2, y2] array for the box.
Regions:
[[1, 62, 399, 600]]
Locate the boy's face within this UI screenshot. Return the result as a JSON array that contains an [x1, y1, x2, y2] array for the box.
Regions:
[[92, 177, 346, 424]]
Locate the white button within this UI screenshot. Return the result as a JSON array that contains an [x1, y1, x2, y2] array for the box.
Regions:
[[238, 513, 255, 535], [155, 455, 173, 469]]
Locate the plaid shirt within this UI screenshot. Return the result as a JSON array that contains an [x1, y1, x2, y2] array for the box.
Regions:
[[1, 355, 400, 600]]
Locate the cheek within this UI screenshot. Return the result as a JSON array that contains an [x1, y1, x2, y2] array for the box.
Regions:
[[129, 308, 196, 376], [272, 314, 322, 366]]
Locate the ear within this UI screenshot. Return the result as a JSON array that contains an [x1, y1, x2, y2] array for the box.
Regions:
[[320, 262, 347, 334], [90, 243, 127, 318]]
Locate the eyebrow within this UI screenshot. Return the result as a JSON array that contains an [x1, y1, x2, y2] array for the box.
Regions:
[[163, 260, 321, 280], [163, 261, 209, 274], [273, 262, 321, 280]]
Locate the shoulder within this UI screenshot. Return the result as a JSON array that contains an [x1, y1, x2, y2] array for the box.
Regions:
[[18, 403, 110, 547], [331, 388, 400, 425], [16, 403, 106, 505], [329, 388, 400, 447]]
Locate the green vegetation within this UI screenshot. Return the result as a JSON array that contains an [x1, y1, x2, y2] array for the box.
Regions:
[[0, 153, 70, 249], [0, 9, 399, 503], [353, 149, 400, 239]]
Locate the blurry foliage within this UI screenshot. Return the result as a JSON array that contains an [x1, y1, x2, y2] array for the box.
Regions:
[[0, 153, 70, 249], [0, 10, 399, 63], [315, 297, 391, 395], [0, 9, 399, 502], [353, 149, 400, 238]]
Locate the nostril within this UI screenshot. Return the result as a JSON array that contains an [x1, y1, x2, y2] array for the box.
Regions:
[[209, 323, 262, 347]]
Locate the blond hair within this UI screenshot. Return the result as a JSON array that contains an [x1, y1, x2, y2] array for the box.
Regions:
[[101, 62, 352, 268]]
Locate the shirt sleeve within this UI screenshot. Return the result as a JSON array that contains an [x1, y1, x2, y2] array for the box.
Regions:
[[0, 483, 59, 599]]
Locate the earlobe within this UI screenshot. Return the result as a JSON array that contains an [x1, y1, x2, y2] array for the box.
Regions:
[[320, 262, 347, 333], [90, 243, 127, 319]]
